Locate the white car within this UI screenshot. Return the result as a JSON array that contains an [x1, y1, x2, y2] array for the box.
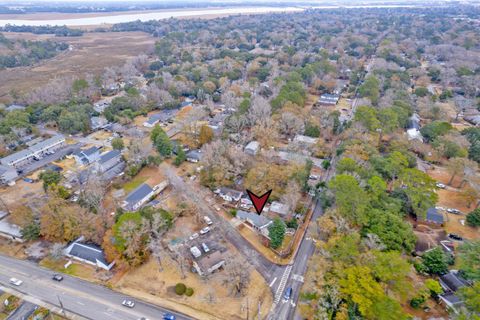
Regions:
[[189, 233, 199, 241], [190, 246, 202, 258], [200, 227, 211, 235], [9, 278, 23, 286], [436, 182, 446, 189], [122, 300, 135, 308], [203, 216, 213, 225], [202, 243, 210, 253]]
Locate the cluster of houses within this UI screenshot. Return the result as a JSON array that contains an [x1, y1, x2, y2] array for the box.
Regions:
[[73, 146, 125, 183], [0, 135, 66, 184]]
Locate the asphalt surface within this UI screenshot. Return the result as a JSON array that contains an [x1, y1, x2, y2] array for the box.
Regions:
[[0, 255, 192, 320], [17, 144, 81, 178]]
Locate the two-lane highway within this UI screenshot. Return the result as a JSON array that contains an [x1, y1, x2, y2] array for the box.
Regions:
[[0, 255, 192, 320]]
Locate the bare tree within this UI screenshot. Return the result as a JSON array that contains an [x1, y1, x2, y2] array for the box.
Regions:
[[221, 253, 251, 297], [279, 112, 304, 137]]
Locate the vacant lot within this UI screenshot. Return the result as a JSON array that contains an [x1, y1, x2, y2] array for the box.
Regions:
[[115, 254, 272, 320], [0, 31, 155, 103]]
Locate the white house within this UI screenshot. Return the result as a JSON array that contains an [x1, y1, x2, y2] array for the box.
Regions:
[[64, 237, 115, 271]]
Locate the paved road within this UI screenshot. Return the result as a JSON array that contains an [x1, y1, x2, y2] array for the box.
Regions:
[[7, 301, 37, 320], [17, 144, 81, 178], [0, 255, 192, 320]]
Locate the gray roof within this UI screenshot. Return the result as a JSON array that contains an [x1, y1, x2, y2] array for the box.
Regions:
[[82, 146, 100, 157], [320, 93, 340, 100], [440, 292, 463, 305], [186, 150, 202, 161], [1, 148, 33, 165], [425, 207, 444, 224], [68, 242, 110, 267], [125, 183, 153, 205], [236, 210, 272, 229], [440, 271, 469, 292], [29, 135, 65, 153], [99, 150, 121, 164], [219, 187, 243, 201], [0, 165, 14, 175], [148, 109, 178, 123]]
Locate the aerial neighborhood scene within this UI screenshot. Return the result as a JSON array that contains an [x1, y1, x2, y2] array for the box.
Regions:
[[0, 0, 479, 319]]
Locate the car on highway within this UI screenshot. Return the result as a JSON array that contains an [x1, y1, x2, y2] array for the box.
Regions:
[[163, 313, 176, 320], [122, 299, 135, 308], [200, 226, 210, 235], [52, 274, 63, 281], [9, 278, 23, 286], [283, 287, 292, 301]]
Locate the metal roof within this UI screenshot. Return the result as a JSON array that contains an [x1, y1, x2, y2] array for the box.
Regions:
[[29, 135, 65, 153], [68, 242, 110, 267], [125, 183, 153, 205], [99, 150, 121, 164], [0, 148, 33, 165]]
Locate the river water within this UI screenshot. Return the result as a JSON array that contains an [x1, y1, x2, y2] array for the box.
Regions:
[[0, 5, 419, 27]]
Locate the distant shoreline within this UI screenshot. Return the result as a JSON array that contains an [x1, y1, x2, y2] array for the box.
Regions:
[[0, 5, 422, 27]]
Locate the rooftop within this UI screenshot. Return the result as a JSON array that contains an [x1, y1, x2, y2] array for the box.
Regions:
[[236, 210, 272, 229], [67, 242, 110, 267], [29, 135, 65, 153], [99, 149, 121, 164], [125, 183, 153, 205], [196, 251, 225, 271], [424, 207, 444, 224], [269, 201, 289, 216]]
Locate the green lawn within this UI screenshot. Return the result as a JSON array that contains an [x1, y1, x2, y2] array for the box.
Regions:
[[123, 176, 148, 193]]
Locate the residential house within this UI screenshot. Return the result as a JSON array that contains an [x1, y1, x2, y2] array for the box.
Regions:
[[0, 165, 18, 184], [239, 195, 253, 210], [317, 93, 340, 106], [64, 237, 115, 271], [293, 135, 318, 145], [122, 181, 168, 211], [269, 201, 290, 217], [244, 141, 260, 156], [91, 116, 109, 131], [74, 146, 101, 166], [236, 210, 272, 237], [143, 110, 179, 127], [186, 150, 202, 163], [193, 251, 225, 276], [96, 150, 122, 172], [439, 270, 471, 313], [215, 187, 243, 203]]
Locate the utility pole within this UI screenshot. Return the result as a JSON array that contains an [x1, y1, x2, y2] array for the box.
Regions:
[[57, 295, 66, 317]]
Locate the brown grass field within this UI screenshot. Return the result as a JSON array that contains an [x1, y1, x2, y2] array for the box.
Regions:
[[0, 31, 155, 103]]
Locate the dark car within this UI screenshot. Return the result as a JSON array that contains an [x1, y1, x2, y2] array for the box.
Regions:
[[283, 287, 293, 301], [52, 274, 63, 281], [448, 233, 463, 241], [163, 313, 176, 320]]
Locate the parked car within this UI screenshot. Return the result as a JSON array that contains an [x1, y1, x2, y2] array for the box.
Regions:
[[23, 178, 34, 183], [435, 206, 446, 211], [447, 208, 462, 215], [448, 233, 463, 241], [52, 274, 63, 281], [189, 233, 199, 241], [163, 313, 176, 320], [283, 287, 292, 301], [204, 216, 213, 225], [436, 182, 446, 189], [202, 243, 210, 253], [122, 300, 135, 308], [190, 246, 202, 258], [9, 278, 22, 286], [200, 227, 211, 235]]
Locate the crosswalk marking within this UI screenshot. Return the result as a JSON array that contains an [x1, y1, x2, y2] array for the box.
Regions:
[[274, 265, 293, 304]]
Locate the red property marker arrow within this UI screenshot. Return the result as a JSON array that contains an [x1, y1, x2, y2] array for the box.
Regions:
[[246, 189, 272, 215]]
